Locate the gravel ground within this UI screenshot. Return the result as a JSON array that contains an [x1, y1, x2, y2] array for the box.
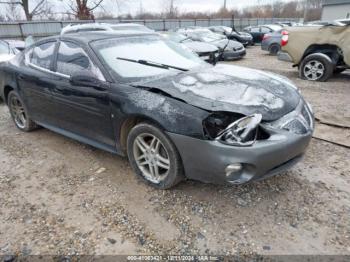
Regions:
[[0, 46, 349, 257]]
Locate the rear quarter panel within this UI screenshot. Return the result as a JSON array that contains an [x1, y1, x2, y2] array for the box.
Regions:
[[282, 26, 350, 65]]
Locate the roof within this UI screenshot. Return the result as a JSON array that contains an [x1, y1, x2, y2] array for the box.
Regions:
[[36, 31, 158, 45], [61, 22, 153, 35], [323, 0, 350, 6]]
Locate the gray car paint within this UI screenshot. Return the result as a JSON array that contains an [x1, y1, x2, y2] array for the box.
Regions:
[[134, 64, 300, 121], [167, 125, 311, 184], [261, 31, 282, 53]]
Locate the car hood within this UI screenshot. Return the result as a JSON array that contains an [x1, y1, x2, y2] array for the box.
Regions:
[[0, 54, 15, 63], [134, 64, 301, 121], [183, 41, 218, 53], [212, 39, 243, 50]]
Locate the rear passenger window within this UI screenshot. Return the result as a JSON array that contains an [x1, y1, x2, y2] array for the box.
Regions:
[[56, 41, 104, 80], [250, 27, 260, 33], [31, 41, 56, 70]]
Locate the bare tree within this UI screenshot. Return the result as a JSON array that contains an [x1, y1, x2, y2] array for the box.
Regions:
[[4, 0, 22, 21], [0, 0, 51, 21], [65, 0, 105, 20], [162, 0, 178, 18]]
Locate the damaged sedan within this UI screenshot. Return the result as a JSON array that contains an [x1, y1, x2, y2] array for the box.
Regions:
[[0, 32, 314, 189]]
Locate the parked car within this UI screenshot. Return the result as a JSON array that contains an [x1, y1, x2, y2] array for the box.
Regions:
[[61, 22, 154, 35], [0, 39, 24, 63], [208, 26, 253, 46], [161, 32, 219, 64], [178, 28, 246, 60], [243, 24, 283, 44], [279, 23, 350, 81], [0, 31, 314, 189], [261, 29, 284, 55]]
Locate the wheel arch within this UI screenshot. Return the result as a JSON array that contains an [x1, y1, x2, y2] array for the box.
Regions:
[[302, 44, 342, 65], [3, 85, 14, 104], [118, 114, 167, 155]]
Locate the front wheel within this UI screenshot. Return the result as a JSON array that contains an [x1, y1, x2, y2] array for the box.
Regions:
[[299, 53, 334, 81], [127, 123, 184, 189], [8, 91, 38, 132]]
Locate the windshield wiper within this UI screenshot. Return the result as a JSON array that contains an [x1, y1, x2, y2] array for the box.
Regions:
[[116, 57, 189, 72]]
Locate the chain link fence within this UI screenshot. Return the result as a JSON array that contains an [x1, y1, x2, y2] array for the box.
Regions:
[[0, 18, 302, 39]]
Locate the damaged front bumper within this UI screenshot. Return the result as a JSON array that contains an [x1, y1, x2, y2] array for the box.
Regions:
[[167, 100, 314, 185], [221, 48, 246, 60], [167, 128, 312, 185]]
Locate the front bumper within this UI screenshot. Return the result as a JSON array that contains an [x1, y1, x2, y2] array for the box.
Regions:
[[241, 38, 253, 46], [167, 127, 313, 185], [221, 49, 246, 60]]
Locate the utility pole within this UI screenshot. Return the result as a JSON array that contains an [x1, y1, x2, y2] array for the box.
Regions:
[[224, 0, 227, 10], [170, 0, 174, 18], [303, 0, 309, 22]]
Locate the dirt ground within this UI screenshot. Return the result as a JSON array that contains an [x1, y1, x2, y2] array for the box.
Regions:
[[0, 46, 349, 257]]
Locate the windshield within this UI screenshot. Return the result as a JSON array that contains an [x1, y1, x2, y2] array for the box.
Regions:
[[268, 25, 283, 31], [164, 33, 191, 43], [92, 35, 206, 81], [188, 30, 225, 42], [221, 26, 233, 34]]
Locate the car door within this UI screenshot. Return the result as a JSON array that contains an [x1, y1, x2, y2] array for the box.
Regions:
[[249, 27, 261, 43], [260, 27, 273, 43], [50, 40, 115, 147], [18, 40, 59, 125]]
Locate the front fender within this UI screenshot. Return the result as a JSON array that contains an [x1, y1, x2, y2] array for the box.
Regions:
[[109, 85, 210, 145]]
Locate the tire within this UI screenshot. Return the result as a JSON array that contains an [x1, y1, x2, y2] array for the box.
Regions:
[[127, 122, 184, 189], [299, 53, 334, 82], [7, 91, 38, 132], [269, 44, 280, 55]]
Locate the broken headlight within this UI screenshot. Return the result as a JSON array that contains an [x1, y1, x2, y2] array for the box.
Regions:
[[203, 113, 263, 146]]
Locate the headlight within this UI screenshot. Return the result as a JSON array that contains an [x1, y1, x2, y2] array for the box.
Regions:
[[215, 114, 262, 146]]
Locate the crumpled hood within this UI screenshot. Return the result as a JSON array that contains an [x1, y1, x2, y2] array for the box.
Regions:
[[213, 39, 243, 50], [135, 64, 301, 121], [183, 41, 218, 53]]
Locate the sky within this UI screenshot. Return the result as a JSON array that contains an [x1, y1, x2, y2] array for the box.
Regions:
[[1, 0, 296, 20], [63, 0, 296, 16]]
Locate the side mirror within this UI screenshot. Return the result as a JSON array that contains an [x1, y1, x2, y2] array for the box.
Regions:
[[70, 73, 107, 90]]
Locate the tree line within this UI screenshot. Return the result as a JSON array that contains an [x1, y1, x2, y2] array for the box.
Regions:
[[0, 0, 323, 22]]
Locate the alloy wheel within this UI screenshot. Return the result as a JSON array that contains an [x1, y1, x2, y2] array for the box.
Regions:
[[303, 60, 325, 81], [10, 95, 26, 129], [133, 133, 170, 184]]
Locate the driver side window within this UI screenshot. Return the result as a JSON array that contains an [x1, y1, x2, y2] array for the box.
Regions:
[[56, 41, 105, 81]]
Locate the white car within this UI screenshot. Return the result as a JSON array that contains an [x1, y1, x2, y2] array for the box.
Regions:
[[61, 22, 154, 35]]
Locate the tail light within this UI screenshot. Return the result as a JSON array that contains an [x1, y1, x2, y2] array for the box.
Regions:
[[281, 30, 289, 46]]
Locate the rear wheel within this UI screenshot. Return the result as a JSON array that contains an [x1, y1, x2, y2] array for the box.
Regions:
[[127, 123, 184, 189], [269, 44, 280, 55], [299, 53, 334, 81], [8, 91, 37, 132]]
